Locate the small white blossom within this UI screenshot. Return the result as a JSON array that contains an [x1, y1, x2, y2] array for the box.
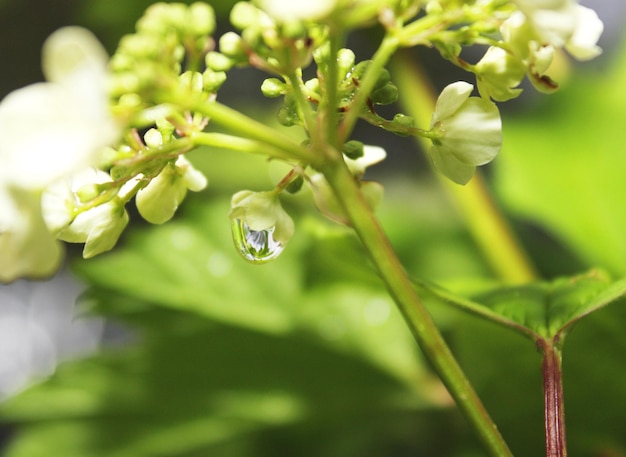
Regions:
[[0, 27, 120, 280], [0, 27, 119, 190], [42, 169, 128, 259], [345, 145, 387, 177], [429, 82, 502, 185], [254, 0, 337, 22], [0, 187, 63, 282], [58, 201, 129, 259], [136, 155, 208, 225], [565, 5, 603, 60], [41, 168, 113, 235], [513, 1, 603, 60], [475, 46, 526, 101]]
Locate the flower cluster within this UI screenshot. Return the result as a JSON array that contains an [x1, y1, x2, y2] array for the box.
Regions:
[[0, 27, 120, 282], [475, 0, 603, 99], [1, 6, 213, 282], [0, 0, 605, 280]]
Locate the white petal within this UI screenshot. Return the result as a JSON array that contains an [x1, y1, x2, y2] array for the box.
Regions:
[[429, 146, 476, 185], [0, 187, 63, 282], [346, 144, 387, 176], [256, 0, 337, 22], [42, 27, 109, 85], [431, 81, 474, 125], [565, 5, 603, 60], [441, 98, 502, 166]]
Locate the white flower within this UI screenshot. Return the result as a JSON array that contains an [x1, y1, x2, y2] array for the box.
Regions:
[[254, 0, 337, 22], [0, 27, 119, 190], [565, 5, 603, 60], [0, 27, 120, 280], [475, 46, 526, 101], [429, 82, 502, 185], [136, 155, 208, 225], [42, 169, 128, 259], [41, 168, 113, 234], [345, 145, 387, 177], [513, 1, 603, 60], [0, 187, 63, 283], [58, 201, 129, 259]]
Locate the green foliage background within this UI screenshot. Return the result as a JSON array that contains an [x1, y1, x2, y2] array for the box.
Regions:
[[1, 1, 625, 456]]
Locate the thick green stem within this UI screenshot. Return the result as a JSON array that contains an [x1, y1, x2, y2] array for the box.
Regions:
[[391, 55, 537, 283], [321, 157, 513, 457]]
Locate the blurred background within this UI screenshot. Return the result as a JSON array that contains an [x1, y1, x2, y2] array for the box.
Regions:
[[1, 1, 625, 456]]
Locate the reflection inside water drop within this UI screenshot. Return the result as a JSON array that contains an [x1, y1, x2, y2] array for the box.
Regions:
[[231, 218, 285, 263]]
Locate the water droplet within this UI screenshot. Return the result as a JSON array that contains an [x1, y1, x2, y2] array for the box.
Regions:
[[231, 218, 285, 263]]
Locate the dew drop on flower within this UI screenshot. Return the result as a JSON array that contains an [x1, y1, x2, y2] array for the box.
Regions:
[[231, 218, 285, 263]]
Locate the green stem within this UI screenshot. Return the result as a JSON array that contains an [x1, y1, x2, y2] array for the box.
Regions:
[[321, 157, 513, 457], [191, 132, 295, 161], [324, 30, 343, 148], [391, 54, 537, 283], [189, 99, 317, 164], [286, 72, 317, 137]]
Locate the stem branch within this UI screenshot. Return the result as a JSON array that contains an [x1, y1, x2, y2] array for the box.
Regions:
[[321, 157, 513, 457]]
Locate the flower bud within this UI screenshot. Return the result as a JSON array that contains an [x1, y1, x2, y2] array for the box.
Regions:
[[205, 51, 234, 72], [219, 32, 246, 58], [188, 2, 216, 36], [136, 156, 208, 224], [261, 78, 287, 97], [56, 199, 129, 259]]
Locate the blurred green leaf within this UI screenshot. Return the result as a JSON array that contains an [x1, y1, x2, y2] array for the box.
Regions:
[[418, 270, 626, 342], [0, 193, 457, 456], [494, 41, 626, 275], [0, 303, 422, 457]]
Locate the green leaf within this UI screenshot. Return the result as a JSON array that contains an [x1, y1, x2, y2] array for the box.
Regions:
[[0, 308, 405, 456], [418, 270, 626, 343], [494, 39, 626, 275]]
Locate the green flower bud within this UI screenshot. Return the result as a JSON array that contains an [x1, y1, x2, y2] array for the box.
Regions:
[[188, 2, 216, 36], [230, 2, 263, 30], [202, 69, 227, 93], [337, 48, 356, 79], [342, 140, 364, 160], [144, 128, 163, 148], [179, 71, 204, 92], [219, 31, 246, 58], [205, 51, 234, 72], [370, 82, 398, 105], [261, 77, 287, 97]]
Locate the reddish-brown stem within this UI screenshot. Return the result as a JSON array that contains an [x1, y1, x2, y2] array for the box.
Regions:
[[539, 339, 567, 457]]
